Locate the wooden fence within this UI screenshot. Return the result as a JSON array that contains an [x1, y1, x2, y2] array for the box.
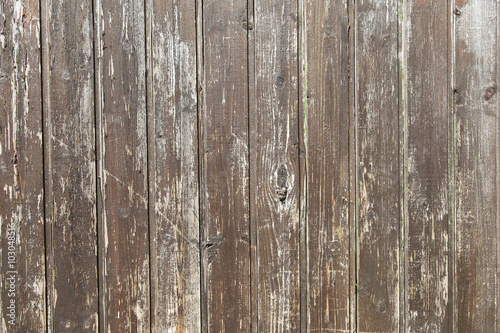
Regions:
[[0, 0, 498, 331]]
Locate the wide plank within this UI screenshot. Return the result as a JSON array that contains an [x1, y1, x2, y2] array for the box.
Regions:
[[302, 0, 351, 331], [404, 0, 450, 331], [200, 0, 251, 331], [41, 0, 98, 329], [0, 0, 45, 330], [454, 0, 498, 331], [94, 0, 150, 330], [251, 0, 300, 331], [355, 0, 401, 330], [146, 0, 200, 331]]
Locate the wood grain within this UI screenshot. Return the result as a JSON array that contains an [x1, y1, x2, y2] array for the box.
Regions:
[[404, 0, 450, 331], [200, 0, 251, 331], [0, 0, 45, 330], [251, 0, 300, 331], [41, 0, 98, 330], [146, 0, 200, 331], [355, 0, 401, 330], [454, 0, 498, 331], [302, 0, 351, 331], [94, 0, 149, 330], [1, 1, 499, 330]]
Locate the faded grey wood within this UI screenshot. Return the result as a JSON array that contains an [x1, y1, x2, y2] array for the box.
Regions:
[[403, 0, 450, 331], [200, 0, 251, 331], [454, 0, 498, 331], [251, 0, 300, 331], [302, 0, 351, 331], [0, 0, 45, 331], [94, 0, 150, 330], [146, 0, 200, 331], [41, 0, 98, 330], [355, 0, 401, 330]]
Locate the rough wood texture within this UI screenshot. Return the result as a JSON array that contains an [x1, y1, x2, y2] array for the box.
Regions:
[[454, 0, 498, 331], [41, 0, 98, 330], [146, 0, 200, 331], [251, 0, 300, 331], [302, 0, 351, 331], [355, 0, 401, 331], [0, 0, 45, 331], [200, 0, 251, 331], [404, 0, 450, 331], [94, 0, 149, 330], [2, 1, 500, 331]]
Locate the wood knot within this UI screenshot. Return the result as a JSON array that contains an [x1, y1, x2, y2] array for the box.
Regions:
[[276, 76, 285, 87], [203, 234, 223, 263], [484, 86, 497, 101], [453, 88, 464, 105], [277, 165, 288, 202], [376, 300, 387, 314], [276, 187, 287, 202]]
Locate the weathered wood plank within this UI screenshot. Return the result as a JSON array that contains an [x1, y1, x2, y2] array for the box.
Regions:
[[94, 0, 149, 330], [200, 0, 250, 330], [355, 0, 401, 330], [146, 0, 200, 331], [454, 0, 498, 331], [347, 0, 357, 331], [403, 0, 450, 331], [302, 0, 351, 331], [251, 0, 300, 331], [41, 0, 98, 329], [0, 0, 45, 330]]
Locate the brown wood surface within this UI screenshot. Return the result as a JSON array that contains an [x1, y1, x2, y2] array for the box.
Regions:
[[404, 0, 450, 331], [454, 0, 498, 331], [0, 0, 45, 331], [355, 0, 401, 331], [1, 1, 500, 331], [94, 0, 149, 330], [147, 0, 200, 331], [199, 0, 251, 331], [41, 0, 98, 330], [302, 0, 351, 331], [251, 0, 300, 331]]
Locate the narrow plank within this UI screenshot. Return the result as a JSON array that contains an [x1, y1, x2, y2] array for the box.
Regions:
[[251, 0, 300, 331], [200, 0, 251, 330], [146, 0, 200, 331], [94, 0, 149, 330], [41, 0, 98, 329], [0, 0, 45, 330], [355, 0, 401, 330], [248, 0, 258, 331], [404, 0, 450, 331], [454, 0, 498, 330], [302, 0, 351, 331], [347, 0, 357, 331]]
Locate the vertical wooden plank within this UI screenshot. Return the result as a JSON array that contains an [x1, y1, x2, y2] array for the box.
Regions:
[[403, 0, 450, 331], [0, 0, 45, 330], [302, 0, 351, 331], [251, 0, 300, 331], [355, 0, 400, 330], [146, 0, 200, 330], [41, 0, 98, 329], [347, 1, 357, 331], [454, 0, 498, 330], [94, 0, 149, 330], [248, 0, 258, 331], [200, 0, 250, 330]]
